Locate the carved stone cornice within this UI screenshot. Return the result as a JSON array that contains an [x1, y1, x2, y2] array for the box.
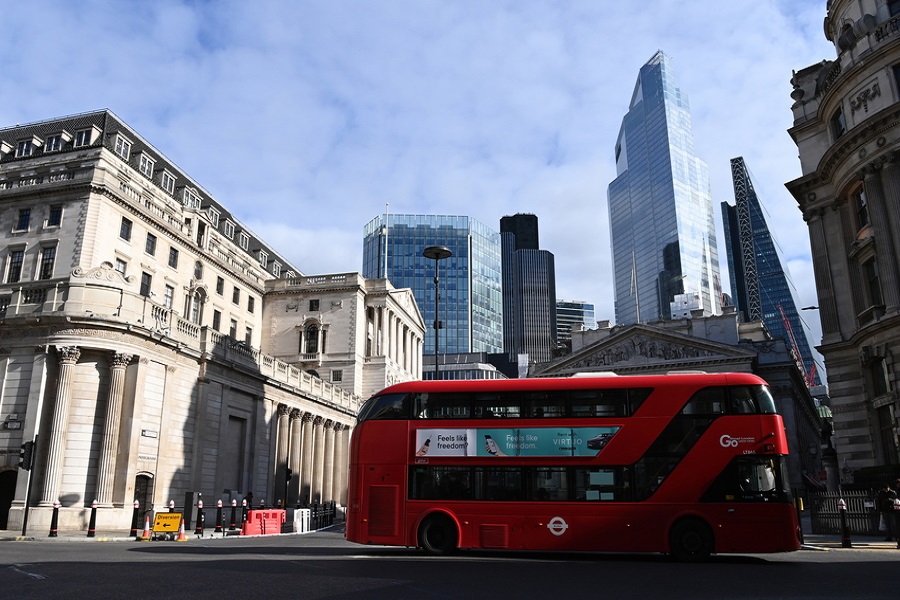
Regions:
[[72, 261, 133, 284]]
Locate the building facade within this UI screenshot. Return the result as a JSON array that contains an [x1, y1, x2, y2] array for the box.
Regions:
[[607, 51, 723, 325], [362, 214, 503, 364], [0, 111, 420, 531], [500, 213, 557, 368], [556, 300, 595, 346], [723, 156, 821, 386], [786, 0, 900, 483]]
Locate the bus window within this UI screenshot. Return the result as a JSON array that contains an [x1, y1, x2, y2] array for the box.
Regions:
[[701, 456, 791, 503], [574, 467, 631, 501], [752, 385, 777, 414], [474, 393, 520, 418], [728, 387, 757, 414], [523, 391, 565, 418], [357, 393, 410, 421], [418, 393, 472, 419], [476, 467, 523, 501], [409, 466, 473, 500], [528, 468, 568, 501], [682, 387, 725, 415]]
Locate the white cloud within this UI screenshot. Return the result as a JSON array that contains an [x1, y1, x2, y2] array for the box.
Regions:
[[1, 0, 832, 355]]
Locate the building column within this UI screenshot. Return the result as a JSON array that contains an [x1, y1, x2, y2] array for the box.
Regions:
[[276, 404, 290, 506], [861, 164, 900, 311], [805, 208, 840, 340], [322, 421, 336, 503], [311, 416, 326, 504], [287, 409, 302, 506], [333, 424, 348, 506], [96, 352, 132, 507], [41, 346, 80, 506], [299, 412, 314, 506], [879, 155, 900, 288]]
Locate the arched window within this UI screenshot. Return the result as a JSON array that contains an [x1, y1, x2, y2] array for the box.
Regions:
[[305, 324, 319, 354]]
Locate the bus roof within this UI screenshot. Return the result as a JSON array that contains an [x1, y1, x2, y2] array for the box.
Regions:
[[370, 372, 767, 397]]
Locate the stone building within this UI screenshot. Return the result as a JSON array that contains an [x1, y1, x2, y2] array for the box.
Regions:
[[0, 110, 422, 532], [786, 0, 900, 483], [535, 308, 830, 492]]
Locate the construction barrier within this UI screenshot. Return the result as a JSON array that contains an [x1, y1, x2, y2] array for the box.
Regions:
[[293, 508, 310, 533], [240, 509, 286, 536]]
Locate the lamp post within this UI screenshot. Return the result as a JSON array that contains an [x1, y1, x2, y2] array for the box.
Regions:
[[423, 245, 452, 380]]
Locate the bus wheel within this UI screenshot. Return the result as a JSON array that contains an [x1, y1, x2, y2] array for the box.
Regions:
[[418, 514, 458, 555], [669, 519, 713, 562]]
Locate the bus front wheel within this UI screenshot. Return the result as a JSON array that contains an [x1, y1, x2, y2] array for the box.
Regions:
[[669, 518, 713, 562], [418, 514, 458, 555]]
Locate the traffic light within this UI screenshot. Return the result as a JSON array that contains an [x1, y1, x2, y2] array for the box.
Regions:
[[18, 440, 34, 471], [285, 467, 293, 482]]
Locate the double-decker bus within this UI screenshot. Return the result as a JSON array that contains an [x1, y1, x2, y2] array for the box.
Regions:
[[345, 372, 801, 560]]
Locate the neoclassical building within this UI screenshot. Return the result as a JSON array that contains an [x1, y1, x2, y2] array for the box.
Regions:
[[787, 0, 900, 483], [0, 110, 422, 532]]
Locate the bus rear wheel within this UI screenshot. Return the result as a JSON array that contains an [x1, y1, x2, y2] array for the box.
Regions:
[[418, 514, 458, 555], [669, 518, 713, 562]]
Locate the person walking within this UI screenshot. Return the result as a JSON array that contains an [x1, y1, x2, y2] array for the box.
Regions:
[[876, 482, 897, 541]]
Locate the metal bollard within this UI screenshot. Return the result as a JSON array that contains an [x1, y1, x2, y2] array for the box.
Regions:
[[894, 497, 900, 550], [49, 500, 60, 538], [169, 499, 175, 512], [129, 499, 140, 537], [215, 499, 223, 533], [195, 499, 205, 536], [838, 498, 851, 548], [230, 499, 238, 531], [242, 498, 248, 524], [87, 499, 98, 538]]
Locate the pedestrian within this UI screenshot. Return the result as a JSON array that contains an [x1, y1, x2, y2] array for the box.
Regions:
[[875, 482, 897, 541]]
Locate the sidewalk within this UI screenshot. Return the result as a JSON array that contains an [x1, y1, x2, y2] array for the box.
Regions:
[[801, 533, 900, 551]]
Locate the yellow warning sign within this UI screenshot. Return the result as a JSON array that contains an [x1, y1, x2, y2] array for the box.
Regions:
[[153, 512, 182, 534]]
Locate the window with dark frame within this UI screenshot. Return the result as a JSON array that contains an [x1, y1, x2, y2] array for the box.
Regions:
[[7, 249, 24, 283], [39, 246, 56, 279], [120, 217, 132, 241], [140, 272, 152, 297], [168, 247, 179, 268], [48, 206, 62, 227], [145, 233, 157, 256], [15, 209, 30, 231]]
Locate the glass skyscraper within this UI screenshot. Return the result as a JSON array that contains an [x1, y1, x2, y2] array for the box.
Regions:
[[607, 51, 723, 325], [723, 157, 821, 386], [500, 213, 557, 366], [362, 214, 503, 356], [556, 300, 595, 344]]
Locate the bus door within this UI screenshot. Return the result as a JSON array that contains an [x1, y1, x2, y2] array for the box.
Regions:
[[360, 463, 405, 544]]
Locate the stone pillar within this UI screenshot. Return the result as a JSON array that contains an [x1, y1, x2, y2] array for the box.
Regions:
[[276, 404, 290, 506], [880, 155, 900, 287], [861, 164, 900, 311], [311, 416, 325, 504], [333, 424, 348, 506], [41, 346, 80, 506], [299, 413, 314, 505], [322, 422, 336, 503], [288, 409, 302, 506], [806, 208, 840, 339], [96, 352, 132, 507]]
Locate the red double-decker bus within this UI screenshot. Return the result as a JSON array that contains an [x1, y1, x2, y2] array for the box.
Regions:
[[345, 372, 801, 560]]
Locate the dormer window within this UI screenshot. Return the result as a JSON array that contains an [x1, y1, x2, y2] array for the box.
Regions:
[[114, 134, 132, 160], [258, 250, 268, 267], [74, 126, 100, 148], [161, 170, 176, 194], [183, 187, 202, 209], [15, 136, 41, 158], [273, 262, 282, 277], [208, 207, 220, 228], [239, 232, 249, 250], [138, 153, 156, 178], [224, 220, 235, 239], [45, 131, 71, 153]]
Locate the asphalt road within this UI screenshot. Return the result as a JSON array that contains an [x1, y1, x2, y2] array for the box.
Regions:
[[1, 527, 898, 600]]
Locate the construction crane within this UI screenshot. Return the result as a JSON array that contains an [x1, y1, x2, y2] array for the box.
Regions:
[[777, 303, 816, 387]]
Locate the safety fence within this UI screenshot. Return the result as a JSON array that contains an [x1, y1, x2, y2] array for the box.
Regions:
[[807, 490, 883, 535]]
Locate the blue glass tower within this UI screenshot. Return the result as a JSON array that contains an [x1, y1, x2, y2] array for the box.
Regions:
[[362, 214, 503, 356], [723, 157, 821, 386], [607, 51, 723, 325]]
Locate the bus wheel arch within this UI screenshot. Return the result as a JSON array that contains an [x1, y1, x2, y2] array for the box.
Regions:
[[417, 512, 459, 555], [668, 517, 714, 562]]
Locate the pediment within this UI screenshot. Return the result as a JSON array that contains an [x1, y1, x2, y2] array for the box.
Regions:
[[72, 261, 133, 284], [539, 323, 756, 376]]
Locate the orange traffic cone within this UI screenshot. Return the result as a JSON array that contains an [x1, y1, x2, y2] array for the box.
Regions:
[[139, 516, 152, 541], [176, 518, 187, 542]]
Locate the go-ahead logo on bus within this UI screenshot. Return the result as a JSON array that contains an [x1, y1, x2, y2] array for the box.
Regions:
[[719, 434, 755, 448]]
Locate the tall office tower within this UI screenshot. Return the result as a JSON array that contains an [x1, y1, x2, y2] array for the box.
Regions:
[[556, 300, 595, 344], [607, 51, 723, 325], [723, 157, 820, 386], [500, 214, 557, 368], [362, 214, 503, 357]]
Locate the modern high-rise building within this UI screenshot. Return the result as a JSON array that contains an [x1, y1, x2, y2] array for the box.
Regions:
[[556, 300, 595, 344], [362, 214, 503, 358], [723, 157, 821, 386], [500, 214, 557, 367], [786, 0, 900, 479], [607, 51, 723, 326]]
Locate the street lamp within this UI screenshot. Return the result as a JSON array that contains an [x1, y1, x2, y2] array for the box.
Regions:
[[422, 245, 452, 380]]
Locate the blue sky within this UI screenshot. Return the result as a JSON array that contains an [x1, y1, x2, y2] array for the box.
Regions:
[[1, 0, 833, 355]]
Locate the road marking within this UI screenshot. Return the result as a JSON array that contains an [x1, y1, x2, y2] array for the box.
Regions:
[[11, 564, 47, 580]]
